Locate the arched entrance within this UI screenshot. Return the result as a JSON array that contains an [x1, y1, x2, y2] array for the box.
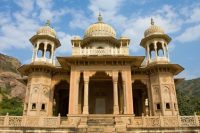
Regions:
[[89, 72, 113, 114], [53, 80, 69, 116], [132, 80, 148, 116]]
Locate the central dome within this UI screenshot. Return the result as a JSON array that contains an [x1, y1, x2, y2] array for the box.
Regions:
[[84, 14, 116, 38]]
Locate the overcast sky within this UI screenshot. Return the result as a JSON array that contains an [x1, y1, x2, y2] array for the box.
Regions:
[[0, 0, 200, 79]]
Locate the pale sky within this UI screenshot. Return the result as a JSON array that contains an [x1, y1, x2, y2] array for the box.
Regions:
[[0, 0, 200, 79]]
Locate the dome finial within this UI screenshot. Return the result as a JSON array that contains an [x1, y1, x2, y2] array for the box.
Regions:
[[151, 18, 154, 25], [98, 12, 103, 22], [45, 20, 51, 26]]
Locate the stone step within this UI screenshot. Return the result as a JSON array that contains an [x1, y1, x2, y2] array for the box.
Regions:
[[87, 118, 115, 125], [87, 122, 114, 126], [87, 128, 116, 132]]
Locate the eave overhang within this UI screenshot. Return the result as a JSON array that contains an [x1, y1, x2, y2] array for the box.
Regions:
[[57, 56, 145, 69], [18, 62, 69, 76], [144, 63, 184, 75]]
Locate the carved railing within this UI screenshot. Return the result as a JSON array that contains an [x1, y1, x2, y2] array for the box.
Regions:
[[128, 115, 200, 128], [0, 114, 199, 128], [72, 47, 129, 56]]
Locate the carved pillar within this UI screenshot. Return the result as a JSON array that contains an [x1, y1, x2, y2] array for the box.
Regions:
[[122, 80, 127, 114], [83, 80, 89, 114], [154, 41, 158, 59], [51, 44, 54, 61], [69, 69, 80, 114], [122, 70, 133, 114], [161, 42, 166, 58], [44, 42, 47, 58], [113, 71, 119, 114], [32, 45, 36, 62], [166, 44, 170, 61], [35, 42, 40, 59], [146, 43, 150, 64], [75, 78, 80, 114], [83, 71, 90, 114]]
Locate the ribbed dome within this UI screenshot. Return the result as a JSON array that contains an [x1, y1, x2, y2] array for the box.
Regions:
[[37, 20, 56, 38], [120, 36, 129, 39], [73, 36, 81, 40], [84, 14, 116, 38], [144, 19, 164, 37]]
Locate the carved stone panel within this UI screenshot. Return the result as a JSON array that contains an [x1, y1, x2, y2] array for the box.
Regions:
[[152, 86, 160, 102]]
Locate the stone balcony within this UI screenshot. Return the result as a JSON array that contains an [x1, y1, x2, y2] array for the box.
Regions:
[[72, 47, 129, 56]]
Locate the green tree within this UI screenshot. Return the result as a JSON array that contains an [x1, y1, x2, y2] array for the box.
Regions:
[[0, 97, 23, 116], [177, 89, 200, 115]]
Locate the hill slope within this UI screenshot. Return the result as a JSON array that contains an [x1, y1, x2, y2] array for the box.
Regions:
[[0, 53, 21, 73], [0, 53, 25, 115], [176, 78, 200, 115], [0, 53, 26, 99], [176, 78, 200, 97]]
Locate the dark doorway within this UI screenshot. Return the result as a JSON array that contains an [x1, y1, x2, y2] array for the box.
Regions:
[[132, 80, 148, 116], [53, 80, 69, 116], [89, 72, 113, 114]]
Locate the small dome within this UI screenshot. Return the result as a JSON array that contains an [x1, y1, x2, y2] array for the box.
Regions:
[[144, 18, 164, 37], [120, 36, 129, 39], [37, 20, 56, 38], [84, 14, 116, 38], [73, 36, 81, 40]]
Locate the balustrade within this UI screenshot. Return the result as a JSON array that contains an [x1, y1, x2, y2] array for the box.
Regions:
[[0, 114, 199, 128], [72, 47, 129, 56]]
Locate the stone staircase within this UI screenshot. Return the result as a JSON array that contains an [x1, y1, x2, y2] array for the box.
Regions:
[[86, 115, 116, 133]]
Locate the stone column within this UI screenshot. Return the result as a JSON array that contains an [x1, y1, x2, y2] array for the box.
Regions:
[[69, 69, 80, 114], [145, 46, 147, 61], [113, 80, 119, 114], [161, 42, 166, 58], [51, 44, 54, 60], [166, 44, 170, 61], [122, 80, 127, 114], [83, 80, 89, 114], [122, 70, 133, 114], [32, 45, 36, 62], [44, 42, 47, 59], [113, 72, 119, 114], [75, 79, 80, 114], [146, 43, 150, 63], [35, 42, 40, 59], [83, 71, 89, 114], [154, 41, 158, 59]]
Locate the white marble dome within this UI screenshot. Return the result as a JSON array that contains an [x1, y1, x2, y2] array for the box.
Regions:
[[84, 14, 116, 38]]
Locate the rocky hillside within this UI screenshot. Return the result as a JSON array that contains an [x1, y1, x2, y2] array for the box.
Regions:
[[0, 53, 26, 100], [0, 53, 21, 73]]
